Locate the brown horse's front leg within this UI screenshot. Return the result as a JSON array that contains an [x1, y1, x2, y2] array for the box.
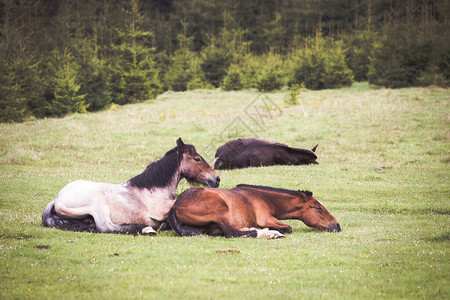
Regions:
[[216, 219, 258, 238], [262, 217, 292, 234]]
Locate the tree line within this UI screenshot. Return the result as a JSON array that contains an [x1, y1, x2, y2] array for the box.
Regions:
[[0, 0, 448, 122]]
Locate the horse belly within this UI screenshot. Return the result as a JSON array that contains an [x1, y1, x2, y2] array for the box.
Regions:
[[223, 193, 258, 228], [108, 186, 173, 226]]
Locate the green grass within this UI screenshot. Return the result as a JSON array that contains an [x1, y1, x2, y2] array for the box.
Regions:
[[1, 83, 449, 299]]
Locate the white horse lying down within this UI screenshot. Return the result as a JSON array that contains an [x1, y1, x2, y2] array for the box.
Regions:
[[42, 138, 220, 235]]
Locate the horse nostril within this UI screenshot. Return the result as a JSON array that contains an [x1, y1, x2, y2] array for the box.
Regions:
[[334, 223, 341, 232], [329, 221, 341, 232], [206, 176, 220, 188]]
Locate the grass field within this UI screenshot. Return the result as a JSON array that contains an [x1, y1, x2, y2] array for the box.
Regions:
[[0, 83, 449, 299]]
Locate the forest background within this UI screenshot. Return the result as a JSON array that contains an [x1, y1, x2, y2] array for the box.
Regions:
[[0, 0, 449, 123]]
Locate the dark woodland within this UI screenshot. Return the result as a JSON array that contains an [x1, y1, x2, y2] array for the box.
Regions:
[[0, 0, 448, 122]]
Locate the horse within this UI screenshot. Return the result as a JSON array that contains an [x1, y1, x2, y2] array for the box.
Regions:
[[214, 138, 318, 170], [42, 138, 220, 235], [168, 184, 341, 239]]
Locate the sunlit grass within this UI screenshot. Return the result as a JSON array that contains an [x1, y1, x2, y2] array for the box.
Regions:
[[1, 83, 449, 299]]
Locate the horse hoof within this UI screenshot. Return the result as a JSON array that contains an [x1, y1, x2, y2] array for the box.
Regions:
[[142, 227, 157, 235]]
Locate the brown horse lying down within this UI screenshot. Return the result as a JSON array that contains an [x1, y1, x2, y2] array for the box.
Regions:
[[214, 138, 318, 170], [168, 184, 340, 238]]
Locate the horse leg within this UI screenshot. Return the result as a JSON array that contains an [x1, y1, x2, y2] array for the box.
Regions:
[[216, 219, 257, 238], [88, 209, 147, 234], [260, 217, 292, 234]]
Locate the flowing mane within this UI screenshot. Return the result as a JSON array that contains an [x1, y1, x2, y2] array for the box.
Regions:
[[235, 184, 313, 197], [127, 144, 199, 189], [127, 147, 183, 189]]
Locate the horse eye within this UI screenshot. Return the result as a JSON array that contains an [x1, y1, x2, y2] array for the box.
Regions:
[[194, 157, 201, 162], [316, 206, 322, 211]]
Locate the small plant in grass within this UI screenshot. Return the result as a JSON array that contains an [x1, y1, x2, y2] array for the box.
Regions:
[[284, 83, 301, 105]]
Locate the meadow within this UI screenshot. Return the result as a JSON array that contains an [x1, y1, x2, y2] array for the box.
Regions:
[[0, 83, 448, 299]]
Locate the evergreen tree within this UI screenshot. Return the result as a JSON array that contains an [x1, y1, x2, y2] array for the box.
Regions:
[[256, 52, 285, 91], [343, 30, 378, 81], [48, 49, 87, 116], [200, 37, 232, 88], [290, 34, 328, 90], [325, 40, 353, 88], [73, 38, 111, 111], [111, 0, 160, 104], [165, 34, 197, 91], [0, 0, 41, 122], [222, 63, 243, 91], [290, 32, 353, 90]]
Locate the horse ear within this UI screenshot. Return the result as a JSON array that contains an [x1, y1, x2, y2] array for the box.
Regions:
[[311, 144, 318, 152], [298, 190, 313, 198], [177, 138, 185, 150]]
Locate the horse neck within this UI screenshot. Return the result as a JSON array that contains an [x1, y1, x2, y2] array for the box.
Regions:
[[254, 190, 299, 218], [126, 149, 183, 194]]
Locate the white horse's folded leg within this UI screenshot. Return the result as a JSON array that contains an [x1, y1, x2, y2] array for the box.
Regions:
[[142, 226, 157, 235]]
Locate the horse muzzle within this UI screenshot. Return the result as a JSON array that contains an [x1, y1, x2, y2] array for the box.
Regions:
[[206, 176, 220, 188], [327, 221, 341, 232]]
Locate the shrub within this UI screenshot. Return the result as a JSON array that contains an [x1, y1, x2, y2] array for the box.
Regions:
[[290, 34, 353, 90], [165, 48, 196, 91], [200, 45, 232, 88], [256, 53, 285, 92], [325, 40, 354, 88], [343, 31, 378, 82], [284, 83, 301, 105], [222, 64, 243, 91]]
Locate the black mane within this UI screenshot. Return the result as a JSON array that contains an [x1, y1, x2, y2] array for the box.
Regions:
[[235, 184, 313, 197], [127, 147, 183, 189]]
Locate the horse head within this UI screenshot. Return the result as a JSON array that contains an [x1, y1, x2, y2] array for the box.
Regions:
[[177, 138, 220, 188], [297, 191, 341, 232]]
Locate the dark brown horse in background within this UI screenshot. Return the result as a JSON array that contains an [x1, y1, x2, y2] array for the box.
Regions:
[[214, 138, 318, 170], [168, 184, 340, 238]]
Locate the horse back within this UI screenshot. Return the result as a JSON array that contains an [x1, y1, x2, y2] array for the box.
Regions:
[[214, 138, 318, 169], [174, 187, 267, 228]]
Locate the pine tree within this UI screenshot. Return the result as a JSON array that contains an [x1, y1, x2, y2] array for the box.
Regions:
[[0, 0, 41, 122], [73, 37, 111, 111], [200, 36, 232, 88], [111, 0, 160, 104], [48, 49, 88, 116], [325, 40, 353, 88], [165, 34, 197, 91]]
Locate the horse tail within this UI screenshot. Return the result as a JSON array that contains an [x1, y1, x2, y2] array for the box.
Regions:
[[42, 201, 57, 227], [42, 201, 96, 232], [167, 207, 204, 236]]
